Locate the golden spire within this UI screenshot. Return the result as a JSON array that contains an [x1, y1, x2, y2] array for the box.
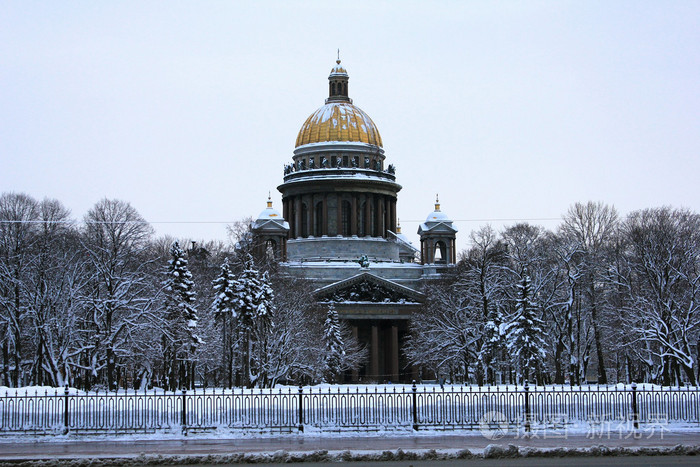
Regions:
[[267, 192, 272, 208], [435, 194, 441, 212], [397, 218, 402, 234], [337, 48, 340, 64]]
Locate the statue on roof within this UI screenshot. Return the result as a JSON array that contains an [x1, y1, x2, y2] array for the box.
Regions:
[[358, 255, 370, 269]]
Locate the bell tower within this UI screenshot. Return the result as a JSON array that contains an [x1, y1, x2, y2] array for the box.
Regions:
[[251, 195, 289, 261], [418, 196, 458, 265]]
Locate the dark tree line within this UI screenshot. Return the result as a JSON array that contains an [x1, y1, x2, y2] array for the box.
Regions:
[[0, 192, 364, 390], [407, 202, 700, 386]]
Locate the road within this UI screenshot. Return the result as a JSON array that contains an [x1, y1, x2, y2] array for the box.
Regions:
[[0, 432, 698, 464], [250, 458, 700, 467]]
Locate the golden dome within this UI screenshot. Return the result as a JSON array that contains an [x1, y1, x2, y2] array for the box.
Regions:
[[295, 102, 383, 148]]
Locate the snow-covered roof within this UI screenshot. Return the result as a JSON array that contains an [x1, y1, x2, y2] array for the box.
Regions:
[[418, 198, 458, 235], [257, 205, 283, 221], [281, 170, 400, 187], [251, 198, 289, 231], [418, 221, 458, 234], [388, 230, 419, 253], [425, 209, 451, 223]]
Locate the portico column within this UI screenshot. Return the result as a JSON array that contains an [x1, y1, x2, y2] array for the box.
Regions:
[[379, 197, 385, 237], [390, 324, 399, 382], [389, 200, 396, 233], [371, 324, 379, 380], [351, 325, 359, 382], [322, 194, 328, 236], [294, 196, 301, 239], [351, 195, 358, 236], [373, 195, 380, 236], [364, 196, 371, 236], [336, 194, 342, 236]]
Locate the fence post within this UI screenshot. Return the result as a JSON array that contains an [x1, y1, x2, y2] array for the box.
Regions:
[[524, 381, 531, 433], [631, 382, 639, 429], [63, 384, 70, 435], [298, 385, 304, 433], [181, 388, 187, 435], [412, 381, 418, 431]]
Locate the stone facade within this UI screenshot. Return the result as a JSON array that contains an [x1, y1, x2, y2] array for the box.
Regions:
[[253, 60, 457, 382]]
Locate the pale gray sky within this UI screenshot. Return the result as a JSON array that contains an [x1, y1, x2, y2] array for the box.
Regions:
[[2, 1, 699, 252]]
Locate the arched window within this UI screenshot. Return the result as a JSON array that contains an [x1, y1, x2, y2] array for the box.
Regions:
[[341, 200, 352, 236], [301, 203, 309, 238], [434, 241, 447, 264], [265, 239, 277, 260], [314, 202, 324, 237]]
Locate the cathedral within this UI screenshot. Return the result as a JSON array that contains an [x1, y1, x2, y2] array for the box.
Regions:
[[251, 59, 458, 382]]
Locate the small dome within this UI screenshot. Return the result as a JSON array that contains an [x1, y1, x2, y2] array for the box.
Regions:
[[426, 210, 450, 222], [257, 197, 282, 220], [330, 60, 347, 76], [425, 196, 451, 222], [295, 102, 383, 148]]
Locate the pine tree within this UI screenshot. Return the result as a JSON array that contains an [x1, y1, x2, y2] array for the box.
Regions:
[[232, 255, 274, 387], [479, 304, 507, 384], [322, 304, 345, 383], [163, 241, 201, 390], [212, 258, 236, 387], [504, 272, 547, 384]]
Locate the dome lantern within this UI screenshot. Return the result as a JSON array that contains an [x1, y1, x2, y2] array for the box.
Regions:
[[327, 55, 351, 104], [295, 57, 383, 148]]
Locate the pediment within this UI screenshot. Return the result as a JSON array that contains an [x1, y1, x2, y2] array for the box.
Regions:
[[252, 218, 289, 232], [418, 221, 458, 234], [315, 272, 424, 304]]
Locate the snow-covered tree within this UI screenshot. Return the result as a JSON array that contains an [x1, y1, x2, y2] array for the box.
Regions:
[[560, 201, 619, 384], [619, 207, 700, 385], [322, 304, 344, 382], [24, 198, 87, 387], [478, 305, 507, 384], [550, 232, 590, 385], [504, 272, 547, 384], [406, 279, 482, 382], [232, 255, 273, 387], [212, 258, 237, 387], [465, 226, 511, 384], [162, 241, 201, 390], [80, 198, 154, 390], [0, 192, 39, 386]]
